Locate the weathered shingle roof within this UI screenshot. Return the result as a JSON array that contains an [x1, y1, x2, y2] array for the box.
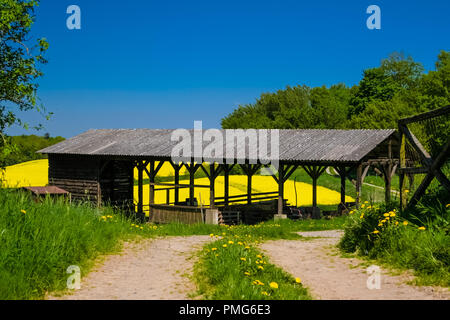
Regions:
[[38, 129, 396, 164]]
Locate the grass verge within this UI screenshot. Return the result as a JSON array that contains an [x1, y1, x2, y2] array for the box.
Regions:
[[193, 217, 347, 300]]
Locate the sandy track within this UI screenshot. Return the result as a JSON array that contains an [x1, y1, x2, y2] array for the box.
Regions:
[[48, 236, 210, 300], [260, 230, 449, 300]]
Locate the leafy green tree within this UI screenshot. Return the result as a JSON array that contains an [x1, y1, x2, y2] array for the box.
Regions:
[[0, 0, 49, 167]]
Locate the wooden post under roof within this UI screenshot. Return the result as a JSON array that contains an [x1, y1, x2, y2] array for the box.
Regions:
[[384, 138, 393, 203], [355, 163, 362, 209], [334, 166, 348, 210], [277, 164, 284, 215], [184, 162, 201, 206], [169, 161, 181, 204], [271, 164, 298, 216], [137, 161, 144, 214], [240, 164, 261, 205], [303, 165, 326, 215]]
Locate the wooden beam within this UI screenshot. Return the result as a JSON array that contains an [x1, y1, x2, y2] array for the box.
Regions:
[[209, 163, 216, 208], [137, 161, 144, 213], [399, 124, 432, 165], [277, 164, 284, 215], [398, 105, 450, 125], [355, 163, 362, 208], [361, 164, 370, 182], [283, 164, 298, 183], [407, 139, 450, 210]]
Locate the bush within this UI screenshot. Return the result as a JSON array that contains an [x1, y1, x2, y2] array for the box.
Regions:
[[339, 200, 450, 286]]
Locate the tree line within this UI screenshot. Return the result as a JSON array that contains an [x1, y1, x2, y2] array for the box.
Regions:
[[221, 51, 450, 155]]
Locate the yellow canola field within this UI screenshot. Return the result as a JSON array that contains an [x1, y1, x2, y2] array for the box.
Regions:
[[1, 159, 49, 187], [133, 161, 188, 179], [134, 175, 354, 207]]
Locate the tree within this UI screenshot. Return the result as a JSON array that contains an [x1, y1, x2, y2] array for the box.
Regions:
[[349, 53, 424, 117], [0, 0, 49, 168]]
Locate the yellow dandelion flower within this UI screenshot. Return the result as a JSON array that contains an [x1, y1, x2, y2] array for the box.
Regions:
[[395, 221, 399, 226], [228, 240, 234, 244], [240, 257, 246, 261], [373, 230, 380, 234], [21, 209, 26, 214], [295, 277, 301, 283], [269, 282, 278, 289], [258, 266, 264, 270], [446, 204, 450, 208], [383, 213, 389, 217], [211, 247, 217, 251], [403, 221, 408, 226], [418, 226, 426, 230], [261, 291, 269, 296], [244, 272, 250, 276], [256, 254, 262, 259], [223, 244, 227, 248], [209, 233, 214, 237], [361, 204, 365, 208], [245, 246, 250, 249], [360, 213, 364, 219]]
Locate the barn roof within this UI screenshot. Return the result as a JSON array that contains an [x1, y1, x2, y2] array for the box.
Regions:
[[38, 129, 397, 164]]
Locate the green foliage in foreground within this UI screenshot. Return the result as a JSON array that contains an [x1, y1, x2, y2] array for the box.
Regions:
[[0, 189, 152, 300], [339, 198, 450, 287], [0, 188, 347, 300], [195, 225, 311, 300]]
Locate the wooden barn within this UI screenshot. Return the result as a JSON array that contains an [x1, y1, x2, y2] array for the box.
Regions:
[[38, 129, 399, 223]]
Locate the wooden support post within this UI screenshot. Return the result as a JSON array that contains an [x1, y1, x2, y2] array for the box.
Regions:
[[174, 165, 180, 204], [149, 161, 155, 211], [399, 132, 407, 210], [240, 164, 261, 205], [312, 169, 318, 209], [224, 164, 230, 207], [209, 163, 215, 208], [355, 163, 362, 209], [169, 160, 181, 204], [247, 168, 252, 205], [337, 166, 346, 206], [384, 139, 393, 203], [277, 164, 284, 215], [184, 162, 201, 206], [137, 161, 143, 214], [189, 164, 195, 205], [303, 165, 326, 218]]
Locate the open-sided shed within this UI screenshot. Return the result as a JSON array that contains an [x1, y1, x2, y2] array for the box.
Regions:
[[38, 128, 399, 220]]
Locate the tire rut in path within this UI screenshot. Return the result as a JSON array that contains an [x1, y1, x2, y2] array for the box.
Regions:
[[260, 230, 449, 300], [49, 236, 210, 300]]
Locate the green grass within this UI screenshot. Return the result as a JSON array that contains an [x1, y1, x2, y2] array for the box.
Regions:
[[194, 227, 311, 300], [339, 201, 450, 287], [193, 217, 347, 300], [0, 187, 347, 300], [0, 189, 159, 299]]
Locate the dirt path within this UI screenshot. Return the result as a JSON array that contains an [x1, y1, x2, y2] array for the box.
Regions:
[[260, 230, 449, 300], [49, 236, 210, 300]]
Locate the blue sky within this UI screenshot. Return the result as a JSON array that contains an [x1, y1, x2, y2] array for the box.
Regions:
[[7, 0, 450, 138]]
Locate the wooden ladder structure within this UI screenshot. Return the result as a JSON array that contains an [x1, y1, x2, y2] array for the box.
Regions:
[[398, 105, 450, 210]]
